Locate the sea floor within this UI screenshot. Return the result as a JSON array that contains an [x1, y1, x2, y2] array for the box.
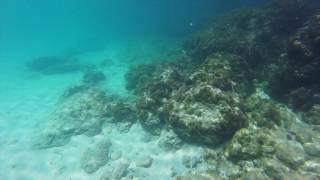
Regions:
[[0, 38, 204, 180]]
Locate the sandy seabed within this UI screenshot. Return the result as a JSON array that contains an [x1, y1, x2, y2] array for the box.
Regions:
[[0, 39, 201, 180]]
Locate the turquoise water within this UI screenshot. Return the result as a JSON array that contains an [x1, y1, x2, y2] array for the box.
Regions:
[[5, 1, 320, 180]]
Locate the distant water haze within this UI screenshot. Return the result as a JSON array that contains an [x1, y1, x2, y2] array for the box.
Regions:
[[0, 0, 266, 62]]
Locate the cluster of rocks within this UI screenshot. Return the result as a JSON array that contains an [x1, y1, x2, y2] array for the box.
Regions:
[[128, 53, 250, 146], [124, 0, 320, 179], [34, 70, 134, 148]]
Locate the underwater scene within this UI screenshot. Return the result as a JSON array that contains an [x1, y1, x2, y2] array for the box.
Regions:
[[1, 0, 320, 179]]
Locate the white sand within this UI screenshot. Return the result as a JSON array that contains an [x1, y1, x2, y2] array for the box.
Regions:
[[0, 39, 203, 180]]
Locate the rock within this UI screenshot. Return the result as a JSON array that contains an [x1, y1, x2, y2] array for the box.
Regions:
[[136, 156, 153, 168], [125, 63, 157, 94], [243, 93, 295, 128], [158, 130, 183, 151], [182, 155, 202, 168], [138, 111, 163, 135], [82, 70, 106, 85], [168, 86, 246, 146], [106, 101, 137, 123], [226, 128, 275, 161], [80, 139, 112, 174], [33, 129, 70, 149], [304, 104, 320, 125], [100, 58, 114, 68], [140, 132, 152, 143], [100, 161, 130, 180], [174, 171, 223, 180], [301, 159, 320, 174], [304, 143, 320, 157], [62, 84, 89, 98], [275, 141, 305, 169], [104, 100, 137, 133], [238, 169, 269, 180], [34, 88, 109, 148], [258, 158, 290, 180], [288, 122, 320, 144]]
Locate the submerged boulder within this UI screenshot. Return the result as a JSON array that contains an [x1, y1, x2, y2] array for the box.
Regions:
[[100, 160, 130, 180], [169, 100, 245, 146], [167, 83, 246, 146], [80, 139, 112, 174], [275, 141, 306, 169]]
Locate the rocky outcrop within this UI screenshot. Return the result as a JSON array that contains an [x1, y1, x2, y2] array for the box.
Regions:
[[127, 53, 248, 145]]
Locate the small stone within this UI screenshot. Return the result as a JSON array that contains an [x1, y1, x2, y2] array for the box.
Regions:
[[136, 156, 153, 168]]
